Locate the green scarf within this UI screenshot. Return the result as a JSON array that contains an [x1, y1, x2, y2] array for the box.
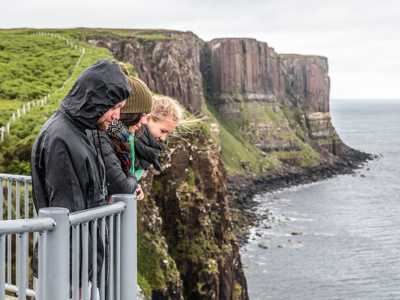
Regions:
[[128, 133, 144, 181]]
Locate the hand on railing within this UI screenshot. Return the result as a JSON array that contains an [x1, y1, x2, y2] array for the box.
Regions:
[[135, 184, 144, 201]]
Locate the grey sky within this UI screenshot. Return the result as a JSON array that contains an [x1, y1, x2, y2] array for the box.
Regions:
[[1, 0, 399, 99]]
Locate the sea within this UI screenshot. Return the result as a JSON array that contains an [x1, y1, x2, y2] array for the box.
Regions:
[[241, 99, 400, 300]]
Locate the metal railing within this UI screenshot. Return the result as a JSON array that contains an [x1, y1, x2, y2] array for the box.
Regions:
[[0, 174, 36, 299], [0, 215, 55, 299], [0, 174, 137, 300]]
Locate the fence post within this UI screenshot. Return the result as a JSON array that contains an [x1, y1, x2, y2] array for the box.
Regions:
[[113, 194, 137, 300], [39, 207, 70, 300]]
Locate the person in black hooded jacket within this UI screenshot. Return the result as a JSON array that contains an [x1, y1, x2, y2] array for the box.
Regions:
[[30, 60, 131, 286], [31, 59, 131, 210]]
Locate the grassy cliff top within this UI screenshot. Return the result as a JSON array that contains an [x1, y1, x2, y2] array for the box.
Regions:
[[0, 31, 80, 102], [280, 53, 328, 60], [0, 28, 187, 41]]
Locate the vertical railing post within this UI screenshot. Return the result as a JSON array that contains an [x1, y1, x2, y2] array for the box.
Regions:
[[0, 234, 5, 297], [113, 194, 136, 300], [39, 207, 70, 300]]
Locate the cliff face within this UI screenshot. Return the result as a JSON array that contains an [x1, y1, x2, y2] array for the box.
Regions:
[[204, 38, 344, 164], [279, 54, 343, 157], [206, 38, 283, 105], [280, 54, 330, 112], [88, 32, 204, 114], [136, 125, 248, 300], [149, 126, 248, 300]]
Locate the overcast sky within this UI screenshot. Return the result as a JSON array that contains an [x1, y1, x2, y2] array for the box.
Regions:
[[1, 0, 399, 99]]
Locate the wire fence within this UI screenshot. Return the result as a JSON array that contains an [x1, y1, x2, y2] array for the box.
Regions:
[[0, 32, 86, 144]]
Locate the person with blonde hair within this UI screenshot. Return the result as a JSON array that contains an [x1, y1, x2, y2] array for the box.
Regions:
[[133, 94, 184, 174]]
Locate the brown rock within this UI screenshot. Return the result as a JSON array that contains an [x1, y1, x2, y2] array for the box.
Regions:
[[88, 31, 205, 114]]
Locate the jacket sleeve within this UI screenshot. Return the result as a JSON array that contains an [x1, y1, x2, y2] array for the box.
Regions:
[[45, 137, 86, 210], [99, 133, 138, 196]]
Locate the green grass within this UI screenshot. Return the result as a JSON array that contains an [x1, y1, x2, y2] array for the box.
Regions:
[[0, 35, 114, 174], [0, 31, 80, 101], [0, 99, 23, 127], [205, 99, 324, 174], [3, 28, 176, 42], [271, 141, 320, 168], [205, 103, 280, 175], [137, 232, 180, 297]]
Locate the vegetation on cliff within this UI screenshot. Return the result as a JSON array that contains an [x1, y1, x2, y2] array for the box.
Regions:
[[0, 31, 80, 126]]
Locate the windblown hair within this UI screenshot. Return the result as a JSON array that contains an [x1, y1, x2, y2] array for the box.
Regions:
[[149, 95, 206, 138], [150, 95, 184, 124]]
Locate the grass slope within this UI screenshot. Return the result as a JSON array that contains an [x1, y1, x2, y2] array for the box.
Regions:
[[205, 103, 281, 175], [0, 31, 80, 126], [0, 31, 80, 101]]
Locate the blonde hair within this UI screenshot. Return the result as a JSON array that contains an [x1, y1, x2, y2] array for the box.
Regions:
[[150, 95, 184, 124]]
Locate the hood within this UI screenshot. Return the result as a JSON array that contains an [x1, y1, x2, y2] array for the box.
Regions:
[[60, 60, 132, 130]]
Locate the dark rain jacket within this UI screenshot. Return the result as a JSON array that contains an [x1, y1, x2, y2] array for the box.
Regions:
[[31, 60, 131, 280], [90, 130, 139, 197], [94, 123, 165, 199]]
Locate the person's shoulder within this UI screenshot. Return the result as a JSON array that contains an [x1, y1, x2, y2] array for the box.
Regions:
[[34, 113, 65, 142], [40, 111, 75, 138], [87, 130, 117, 158], [86, 130, 112, 145]]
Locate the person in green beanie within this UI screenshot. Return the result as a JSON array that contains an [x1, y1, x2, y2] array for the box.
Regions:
[[92, 76, 153, 201]]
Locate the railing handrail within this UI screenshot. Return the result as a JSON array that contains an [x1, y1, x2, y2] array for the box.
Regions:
[[69, 201, 126, 225], [0, 217, 55, 235], [0, 174, 137, 300], [0, 173, 31, 182]]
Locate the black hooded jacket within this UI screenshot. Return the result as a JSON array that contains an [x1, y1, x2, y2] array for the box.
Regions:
[[31, 60, 131, 278], [31, 60, 131, 211]]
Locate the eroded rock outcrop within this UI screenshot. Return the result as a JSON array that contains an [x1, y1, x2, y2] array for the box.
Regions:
[[140, 125, 248, 300], [88, 32, 204, 114], [279, 54, 343, 157], [204, 37, 345, 164]]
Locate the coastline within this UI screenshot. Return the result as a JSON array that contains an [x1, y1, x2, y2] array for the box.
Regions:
[[228, 147, 377, 245]]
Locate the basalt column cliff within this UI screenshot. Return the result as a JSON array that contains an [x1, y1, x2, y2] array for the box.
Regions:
[[203, 38, 345, 168]]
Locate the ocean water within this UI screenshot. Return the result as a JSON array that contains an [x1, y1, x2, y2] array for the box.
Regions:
[[241, 99, 400, 300]]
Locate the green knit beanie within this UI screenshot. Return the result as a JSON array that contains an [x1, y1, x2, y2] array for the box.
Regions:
[[122, 76, 153, 114]]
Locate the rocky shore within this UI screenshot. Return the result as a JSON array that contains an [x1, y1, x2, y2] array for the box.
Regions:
[[229, 147, 377, 244]]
